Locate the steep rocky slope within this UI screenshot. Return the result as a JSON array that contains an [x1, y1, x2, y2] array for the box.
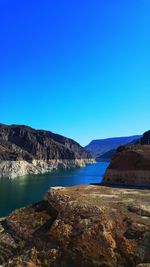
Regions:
[[104, 131, 150, 185], [0, 185, 149, 267], [0, 124, 94, 178], [85, 135, 141, 159]]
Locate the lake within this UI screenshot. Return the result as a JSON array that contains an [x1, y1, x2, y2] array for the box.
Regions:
[[0, 161, 109, 217]]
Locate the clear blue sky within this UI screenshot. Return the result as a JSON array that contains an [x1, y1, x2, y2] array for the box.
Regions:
[[0, 0, 150, 146]]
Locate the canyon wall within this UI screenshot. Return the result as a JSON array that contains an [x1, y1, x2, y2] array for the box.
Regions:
[[0, 123, 94, 178]]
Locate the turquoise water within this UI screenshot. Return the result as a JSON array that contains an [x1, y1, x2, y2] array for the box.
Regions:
[[0, 162, 109, 217]]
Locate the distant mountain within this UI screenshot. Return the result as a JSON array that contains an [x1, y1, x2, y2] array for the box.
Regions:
[[85, 135, 141, 159]]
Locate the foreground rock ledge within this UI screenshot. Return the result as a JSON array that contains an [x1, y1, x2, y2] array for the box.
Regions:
[[0, 185, 150, 267]]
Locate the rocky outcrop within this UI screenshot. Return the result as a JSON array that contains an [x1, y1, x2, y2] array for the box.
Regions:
[[104, 131, 150, 185], [0, 185, 150, 266], [0, 123, 94, 178], [140, 131, 150, 145]]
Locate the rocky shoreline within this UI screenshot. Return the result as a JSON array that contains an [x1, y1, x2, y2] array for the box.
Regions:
[[0, 123, 94, 178], [104, 169, 150, 185], [0, 125, 150, 266], [0, 185, 149, 267], [0, 158, 95, 179]]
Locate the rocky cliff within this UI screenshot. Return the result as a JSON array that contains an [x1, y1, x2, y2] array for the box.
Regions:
[[0, 185, 149, 267], [104, 131, 150, 185], [0, 124, 94, 178]]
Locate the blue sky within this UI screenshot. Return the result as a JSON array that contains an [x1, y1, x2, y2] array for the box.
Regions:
[[0, 0, 150, 146]]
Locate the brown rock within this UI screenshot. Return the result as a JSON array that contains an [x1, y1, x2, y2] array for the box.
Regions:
[[104, 142, 150, 185], [1, 185, 150, 267], [0, 123, 92, 161]]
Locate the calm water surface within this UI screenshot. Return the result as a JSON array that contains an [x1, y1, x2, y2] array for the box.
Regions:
[[0, 162, 109, 217]]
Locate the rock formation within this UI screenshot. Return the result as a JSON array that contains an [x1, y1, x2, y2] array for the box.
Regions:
[[0, 185, 149, 266], [0, 123, 94, 178], [104, 131, 150, 185]]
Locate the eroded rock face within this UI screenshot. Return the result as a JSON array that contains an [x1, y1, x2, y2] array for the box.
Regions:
[[0, 124, 94, 178], [104, 143, 150, 185], [0, 185, 150, 267], [0, 158, 95, 178]]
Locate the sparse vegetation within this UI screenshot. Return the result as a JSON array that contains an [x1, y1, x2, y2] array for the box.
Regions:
[[18, 240, 25, 250]]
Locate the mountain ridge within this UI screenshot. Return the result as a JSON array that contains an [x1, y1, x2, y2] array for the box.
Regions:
[[85, 135, 141, 159]]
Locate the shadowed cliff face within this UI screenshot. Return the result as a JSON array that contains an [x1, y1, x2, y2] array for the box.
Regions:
[[104, 131, 150, 185], [0, 185, 150, 267], [0, 124, 91, 161], [140, 131, 150, 145]]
